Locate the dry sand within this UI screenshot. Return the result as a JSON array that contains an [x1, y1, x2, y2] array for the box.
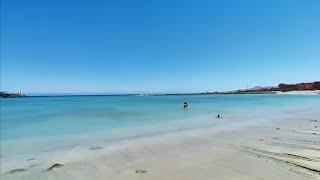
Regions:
[[276, 90, 320, 95], [1, 116, 320, 180]]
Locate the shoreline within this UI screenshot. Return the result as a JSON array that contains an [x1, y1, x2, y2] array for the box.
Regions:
[[276, 90, 320, 95], [1, 111, 319, 179]]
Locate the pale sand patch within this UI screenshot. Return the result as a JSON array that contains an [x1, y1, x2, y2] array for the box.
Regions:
[[276, 90, 320, 95], [1, 117, 320, 180]]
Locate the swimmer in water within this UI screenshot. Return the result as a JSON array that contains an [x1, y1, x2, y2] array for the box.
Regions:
[[217, 114, 221, 119]]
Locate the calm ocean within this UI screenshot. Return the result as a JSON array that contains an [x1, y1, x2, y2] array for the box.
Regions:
[[1, 94, 320, 157]]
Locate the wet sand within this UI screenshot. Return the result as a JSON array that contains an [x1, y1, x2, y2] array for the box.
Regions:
[[1, 116, 320, 180]]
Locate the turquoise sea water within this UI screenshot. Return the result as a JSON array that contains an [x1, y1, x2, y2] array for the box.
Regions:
[[1, 94, 320, 157]]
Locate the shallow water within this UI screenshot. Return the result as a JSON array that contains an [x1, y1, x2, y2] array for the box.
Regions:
[[1, 94, 320, 157]]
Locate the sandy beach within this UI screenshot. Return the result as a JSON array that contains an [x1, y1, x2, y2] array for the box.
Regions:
[[2, 0, 320, 179], [1, 110, 319, 180], [276, 90, 320, 95]]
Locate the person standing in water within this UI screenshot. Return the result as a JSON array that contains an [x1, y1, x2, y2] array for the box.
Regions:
[[183, 102, 188, 109]]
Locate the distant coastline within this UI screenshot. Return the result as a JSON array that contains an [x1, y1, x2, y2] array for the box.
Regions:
[[1, 81, 319, 98], [204, 81, 320, 95]]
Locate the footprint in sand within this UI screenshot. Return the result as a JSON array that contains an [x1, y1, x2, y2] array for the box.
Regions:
[[47, 163, 64, 171], [4, 168, 26, 175], [135, 169, 148, 174]]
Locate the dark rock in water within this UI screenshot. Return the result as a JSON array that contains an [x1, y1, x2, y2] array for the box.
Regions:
[[0, 91, 26, 98], [315, 126, 319, 128], [5, 168, 26, 174], [276, 128, 280, 130], [311, 120, 318, 123], [135, 169, 147, 173], [89, 146, 103, 150], [26, 158, 35, 161], [47, 163, 63, 171], [258, 138, 264, 141]]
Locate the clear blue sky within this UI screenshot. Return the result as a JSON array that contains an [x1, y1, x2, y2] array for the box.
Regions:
[[1, 0, 320, 94]]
